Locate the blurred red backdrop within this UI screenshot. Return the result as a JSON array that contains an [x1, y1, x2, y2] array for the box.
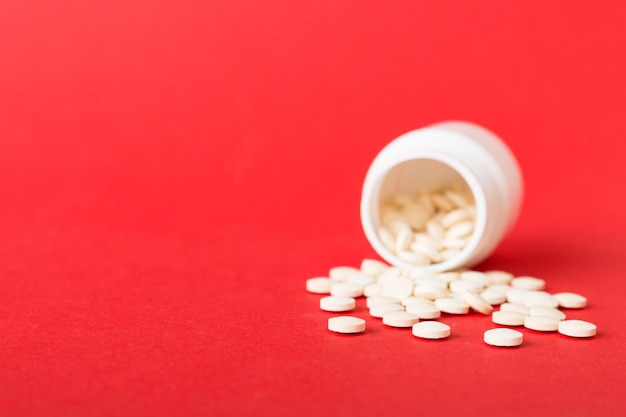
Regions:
[[1, 1, 625, 416]]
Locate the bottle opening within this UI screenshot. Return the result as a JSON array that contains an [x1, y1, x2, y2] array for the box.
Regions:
[[366, 157, 487, 272]]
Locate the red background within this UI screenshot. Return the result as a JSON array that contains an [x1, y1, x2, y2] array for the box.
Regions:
[[1, 1, 625, 416]]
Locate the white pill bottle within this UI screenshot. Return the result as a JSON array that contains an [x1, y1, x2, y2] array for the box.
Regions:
[[360, 121, 523, 272]]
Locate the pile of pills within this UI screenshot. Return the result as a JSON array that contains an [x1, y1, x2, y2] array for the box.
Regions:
[[378, 186, 476, 266], [307, 258, 597, 347]]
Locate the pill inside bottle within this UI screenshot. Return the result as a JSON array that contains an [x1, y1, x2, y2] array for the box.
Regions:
[[361, 121, 523, 272]]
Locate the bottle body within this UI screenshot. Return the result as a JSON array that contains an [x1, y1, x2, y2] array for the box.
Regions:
[[360, 121, 523, 272]]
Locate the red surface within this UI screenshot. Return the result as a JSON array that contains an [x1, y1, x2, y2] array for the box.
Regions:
[[1, 1, 625, 416]]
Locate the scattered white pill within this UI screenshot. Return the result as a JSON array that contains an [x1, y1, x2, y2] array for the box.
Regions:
[[329, 266, 363, 281], [377, 267, 402, 285], [553, 292, 588, 309], [306, 277, 332, 294], [360, 258, 389, 276], [320, 296, 355, 312], [347, 272, 376, 287], [460, 271, 492, 287], [487, 284, 513, 295], [366, 296, 401, 308], [406, 302, 441, 319], [484, 328, 523, 347], [313, 257, 595, 346], [363, 283, 384, 297], [330, 282, 364, 298], [412, 321, 451, 339], [499, 302, 530, 316], [328, 316, 366, 334], [528, 305, 566, 321], [524, 315, 560, 332], [460, 291, 494, 315], [492, 310, 526, 326], [435, 297, 470, 315], [382, 311, 420, 328], [511, 276, 546, 291], [437, 271, 461, 283], [506, 288, 531, 305], [485, 270, 514, 285], [413, 284, 448, 300], [449, 279, 485, 294], [381, 276, 415, 299], [558, 320, 597, 338], [523, 291, 559, 308], [412, 274, 448, 288], [480, 288, 507, 305], [406, 268, 439, 281], [369, 303, 405, 318]]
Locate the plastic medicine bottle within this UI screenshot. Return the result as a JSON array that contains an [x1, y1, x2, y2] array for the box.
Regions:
[[360, 121, 523, 272]]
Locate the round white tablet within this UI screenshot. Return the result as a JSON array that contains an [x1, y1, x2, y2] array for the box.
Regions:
[[363, 283, 384, 297], [437, 272, 461, 283], [382, 311, 419, 328], [553, 292, 588, 309], [381, 277, 415, 299], [366, 296, 401, 308], [485, 270, 513, 285], [528, 305, 566, 321], [511, 276, 546, 291], [306, 277, 332, 294], [406, 302, 441, 319], [369, 303, 404, 318], [330, 282, 364, 298], [412, 275, 447, 289], [320, 296, 356, 312], [460, 291, 494, 315], [484, 328, 523, 347], [435, 297, 470, 315], [328, 316, 366, 334], [329, 266, 361, 281], [492, 310, 526, 326], [412, 321, 451, 339], [480, 288, 507, 305], [523, 291, 559, 308], [360, 258, 389, 276], [488, 284, 513, 295], [460, 271, 492, 286], [506, 288, 531, 305], [558, 320, 597, 338], [499, 302, 530, 315], [524, 315, 560, 331], [413, 284, 448, 300], [449, 279, 485, 294], [347, 272, 376, 287]]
